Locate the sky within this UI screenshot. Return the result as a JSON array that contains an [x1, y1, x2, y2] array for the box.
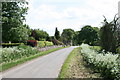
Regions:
[[25, 0, 120, 36]]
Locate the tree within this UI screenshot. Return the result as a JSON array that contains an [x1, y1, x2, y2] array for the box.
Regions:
[[100, 15, 120, 53], [31, 29, 49, 41], [72, 31, 79, 45], [54, 27, 60, 40], [2, 2, 28, 42], [10, 25, 29, 42], [78, 25, 99, 45], [61, 29, 75, 45]]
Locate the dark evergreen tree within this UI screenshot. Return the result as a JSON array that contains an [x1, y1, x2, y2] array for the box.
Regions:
[[100, 15, 120, 53], [54, 27, 60, 40]]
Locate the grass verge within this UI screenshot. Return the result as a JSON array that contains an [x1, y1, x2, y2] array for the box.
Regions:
[[1, 46, 69, 72], [58, 47, 101, 79]]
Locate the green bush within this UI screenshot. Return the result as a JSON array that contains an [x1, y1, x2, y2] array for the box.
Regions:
[[37, 41, 45, 47], [37, 41, 53, 48], [45, 41, 53, 46], [91, 46, 101, 52], [28, 37, 35, 40]]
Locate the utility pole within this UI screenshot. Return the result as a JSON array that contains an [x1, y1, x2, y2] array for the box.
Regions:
[[118, 1, 120, 22]]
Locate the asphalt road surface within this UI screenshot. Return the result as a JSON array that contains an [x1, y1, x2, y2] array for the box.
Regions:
[[2, 46, 78, 78]]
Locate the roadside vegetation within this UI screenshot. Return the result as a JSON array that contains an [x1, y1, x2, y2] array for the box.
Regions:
[[58, 47, 101, 79], [1, 1, 120, 79], [80, 44, 119, 80], [0, 45, 68, 72]]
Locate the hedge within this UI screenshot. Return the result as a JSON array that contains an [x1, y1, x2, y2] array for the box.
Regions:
[[2, 43, 24, 47], [37, 41, 53, 48]]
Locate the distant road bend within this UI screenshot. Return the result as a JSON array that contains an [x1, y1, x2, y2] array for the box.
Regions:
[[2, 46, 78, 78]]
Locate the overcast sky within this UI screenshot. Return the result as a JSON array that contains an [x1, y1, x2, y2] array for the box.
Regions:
[[26, 0, 120, 36]]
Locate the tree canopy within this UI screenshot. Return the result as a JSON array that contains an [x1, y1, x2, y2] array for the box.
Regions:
[[31, 29, 49, 41], [61, 28, 75, 45], [2, 2, 28, 42], [78, 25, 99, 45]]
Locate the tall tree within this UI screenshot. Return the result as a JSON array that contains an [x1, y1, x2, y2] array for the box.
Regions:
[[72, 31, 79, 45], [54, 27, 60, 40], [78, 25, 99, 45], [61, 29, 75, 45], [2, 2, 28, 42], [31, 29, 49, 41]]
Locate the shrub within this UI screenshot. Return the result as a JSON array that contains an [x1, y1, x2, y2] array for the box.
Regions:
[[37, 41, 45, 48], [80, 44, 119, 80], [28, 37, 35, 40], [27, 40, 37, 47], [37, 41, 54, 48], [45, 41, 53, 46], [1, 44, 39, 64]]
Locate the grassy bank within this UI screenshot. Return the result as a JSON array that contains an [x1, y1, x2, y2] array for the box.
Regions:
[[58, 47, 101, 79], [1, 46, 69, 72]]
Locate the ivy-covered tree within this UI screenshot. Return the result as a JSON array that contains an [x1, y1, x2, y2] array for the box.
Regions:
[[2, 2, 28, 42]]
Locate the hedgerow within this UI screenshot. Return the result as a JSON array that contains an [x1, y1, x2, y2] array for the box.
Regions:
[[1, 44, 39, 64], [80, 44, 120, 80]]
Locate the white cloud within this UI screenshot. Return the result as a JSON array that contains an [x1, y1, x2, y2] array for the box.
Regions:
[[25, 0, 120, 36]]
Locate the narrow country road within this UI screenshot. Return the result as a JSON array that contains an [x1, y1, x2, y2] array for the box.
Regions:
[[2, 46, 78, 78]]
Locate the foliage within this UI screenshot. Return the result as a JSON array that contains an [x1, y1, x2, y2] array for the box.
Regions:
[[2, 43, 24, 47], [52, 37, 64, 45], [1, 44, 39, 64], [100, 15, 120, 53], [1, 46, 67, 72], [31, 29, 49, 41], [91, 46, 102, 52], [72, 31, 79, 46], [10, 26, 29, 42], [54, 27, 60, 40], [37, 41, 45, 47], [78, 25, 99, 45], [2, 2, 28, 42], [80, 44, 119, 80], [28, 37, 35, 40], [46, 36, 52, 42], [61, 29, 75, 45], [45, 41, 54, 46], [37, 41, 53, 48], [116, 47, 120, 54], [27, 40, 37, 47]]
